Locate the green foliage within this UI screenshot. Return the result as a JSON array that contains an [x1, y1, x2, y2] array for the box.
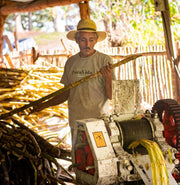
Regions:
[[4, 14, 15, 31], [21, 8, 53, 30], [91, 1, 143, 43], [90, 0, 180, 46]]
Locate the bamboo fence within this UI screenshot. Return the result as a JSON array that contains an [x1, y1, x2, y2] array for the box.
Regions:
[[101, 45, 173, 110], [2, 44, 176, 110]]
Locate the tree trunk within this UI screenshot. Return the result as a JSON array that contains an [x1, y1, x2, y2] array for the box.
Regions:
[[52, 7, 58, 32], [15, 13, 24, 32], [28, 12, 32, 31]]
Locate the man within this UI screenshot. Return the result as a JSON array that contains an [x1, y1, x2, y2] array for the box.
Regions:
[[32, 19, 115, 134]]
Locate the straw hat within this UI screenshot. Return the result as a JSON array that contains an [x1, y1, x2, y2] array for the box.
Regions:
[[66, 19, 107, 42]]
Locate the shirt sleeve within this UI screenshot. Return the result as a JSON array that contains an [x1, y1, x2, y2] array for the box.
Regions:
[[60, 62, 69, 86]]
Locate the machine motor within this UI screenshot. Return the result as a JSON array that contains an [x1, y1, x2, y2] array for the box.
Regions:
[[72, 112, 179, 185], [71, 80, 180, 185]]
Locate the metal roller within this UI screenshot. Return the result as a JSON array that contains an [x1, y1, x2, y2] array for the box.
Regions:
[[115, 118, 154, 153]]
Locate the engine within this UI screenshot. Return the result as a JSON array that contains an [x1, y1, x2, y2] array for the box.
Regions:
[[71, 80, 180, 185], [72, 112, 179, 185]]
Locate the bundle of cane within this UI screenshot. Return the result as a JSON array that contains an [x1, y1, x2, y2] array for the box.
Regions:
[[0, 66, 69, 148], [128, 139, 169, 185]]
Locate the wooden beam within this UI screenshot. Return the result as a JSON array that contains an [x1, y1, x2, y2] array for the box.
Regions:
[[4, 54, 15, 68], [3, 35, 14, 52], [0, 0, 90, 16], [79, 1, 90, 19]]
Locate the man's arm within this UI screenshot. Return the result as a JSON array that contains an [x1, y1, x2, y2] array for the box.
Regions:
[[100, 64, 113, 99], [31, 89, 70, 113]]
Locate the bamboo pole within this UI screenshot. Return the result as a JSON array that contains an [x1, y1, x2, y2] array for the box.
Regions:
[[0, 54, 142, 120]]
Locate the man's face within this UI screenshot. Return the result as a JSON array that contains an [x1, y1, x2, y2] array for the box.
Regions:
[[76, 32, 98, 57]]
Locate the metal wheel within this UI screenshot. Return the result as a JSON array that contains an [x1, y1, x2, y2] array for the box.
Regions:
[[152, 99, 179, 147], [152, 99, 180, 181]]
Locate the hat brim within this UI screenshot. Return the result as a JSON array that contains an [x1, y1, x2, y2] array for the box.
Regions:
[[66, 30, 107, 42]]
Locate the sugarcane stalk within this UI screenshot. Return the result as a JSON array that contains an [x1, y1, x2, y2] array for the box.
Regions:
[[0, 54, 142, 120], [11, 117, 64, 158], [42, 152, 75, 182], [46, 174, 68, 185], [0, 118, 72, 184], [0, 150, 10, 184], [129, 139, 169, 185], [21, 129, 42, 157], [29, 159, 38, 185]]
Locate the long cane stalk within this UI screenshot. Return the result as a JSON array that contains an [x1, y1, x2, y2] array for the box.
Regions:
[[0, 54, 142, 120]]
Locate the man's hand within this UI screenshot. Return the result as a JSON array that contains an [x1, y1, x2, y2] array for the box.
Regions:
[[100, 63, 113, 80]]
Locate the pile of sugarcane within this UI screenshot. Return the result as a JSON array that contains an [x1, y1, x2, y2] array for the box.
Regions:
[[0, 68, 28, 93], [0, 66, 70, 148], [0, 117, 74, 185], [0, 66, 75, 184]]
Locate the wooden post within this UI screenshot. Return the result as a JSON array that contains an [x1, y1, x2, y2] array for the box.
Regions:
[[3, 35, 14, 52], [155, 0, 180, 102], [0, 15, 7, 67], [174, 42, 180, 103], [79, 1, 90, 19], [155, 0, 176, 60], [31, 47, 39, 64], [14, 13, 20, 52], [4, 54, 15, 68], [175, 41, 180, 64]]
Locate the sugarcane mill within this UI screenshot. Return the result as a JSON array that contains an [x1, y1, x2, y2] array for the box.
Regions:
[[71, 80, 180, 185]]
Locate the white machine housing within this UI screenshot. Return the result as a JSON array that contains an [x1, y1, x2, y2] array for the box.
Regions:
[[72, 116, 178, 185], [71, 80, 179, 185], [73, 118, 118, 185]]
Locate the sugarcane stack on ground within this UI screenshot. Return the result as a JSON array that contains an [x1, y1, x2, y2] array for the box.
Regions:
[[0, 117, 74, 185], [0, 68, 28, 93], [0, 66, 70, 148], [0, 67, 74, 185]]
